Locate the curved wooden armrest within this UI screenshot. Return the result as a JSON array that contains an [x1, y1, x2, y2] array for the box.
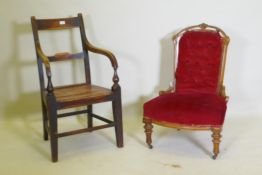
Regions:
[[84, 41, 120, 87], [36, 43, 51, 72], [84, 41, 118, 70], [36, 43, 53, 92]]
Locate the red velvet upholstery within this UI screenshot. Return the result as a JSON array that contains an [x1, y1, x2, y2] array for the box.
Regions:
[[175, 31, 222, 94], [144, 30, 227, 127], [144, 92, 227, 126]]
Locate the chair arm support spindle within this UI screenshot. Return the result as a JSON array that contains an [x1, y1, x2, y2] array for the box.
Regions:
[[113, 69, 119, 83], [46, 71, 54, 93], [112, 68, 120, 91]]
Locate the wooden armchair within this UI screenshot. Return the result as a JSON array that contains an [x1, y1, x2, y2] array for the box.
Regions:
[[31, 13, 123, 162], [143, 23, 230, 159]]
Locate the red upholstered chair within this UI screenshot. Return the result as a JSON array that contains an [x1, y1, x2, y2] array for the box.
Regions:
[[143, 23, 230, 159]]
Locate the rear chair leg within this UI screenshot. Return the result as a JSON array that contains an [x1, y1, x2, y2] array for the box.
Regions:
[[87, 105, 93, 129], [143, 118, 153, 149], [211, 127, 222, 160]]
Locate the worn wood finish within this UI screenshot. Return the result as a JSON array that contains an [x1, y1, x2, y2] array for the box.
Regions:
[[144, 23, 229, 159], [36, 17, 80, 30], [52, 84, 113, 109], [31, 13, 123, 162], [48, 52, 84, 62]]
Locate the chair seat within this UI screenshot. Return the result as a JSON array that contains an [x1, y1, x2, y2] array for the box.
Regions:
[[51, 83, 113, 109], [144, 92, 227, 127]]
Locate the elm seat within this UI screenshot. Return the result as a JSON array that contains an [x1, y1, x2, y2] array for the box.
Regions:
[[143, 23, 230, 159], [51, 84, 113, 109]]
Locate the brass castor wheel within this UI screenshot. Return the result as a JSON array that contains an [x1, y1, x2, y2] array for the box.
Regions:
[[212, 155, 217, 160], [148, 144, 153, 149]]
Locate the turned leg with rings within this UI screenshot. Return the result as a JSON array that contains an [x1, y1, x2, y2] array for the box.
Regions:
[[211, 127, 222, 160], [143, 118, 153, 149]]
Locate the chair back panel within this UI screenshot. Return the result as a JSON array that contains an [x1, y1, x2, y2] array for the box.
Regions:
[[36, 17, 80, 30], [31, 14, 92, 88], [175, 31, 223, 94]]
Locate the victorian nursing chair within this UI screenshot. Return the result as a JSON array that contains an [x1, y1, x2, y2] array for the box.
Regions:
[[31, 13, 123, 162], [143, 23, 229, 159]]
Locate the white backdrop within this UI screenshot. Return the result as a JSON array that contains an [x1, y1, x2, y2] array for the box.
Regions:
[[1, 0, 262, 118]]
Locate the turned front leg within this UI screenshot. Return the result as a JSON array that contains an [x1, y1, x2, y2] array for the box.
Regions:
[[143, 118, 153, 149], [211, 127, 222, 159]]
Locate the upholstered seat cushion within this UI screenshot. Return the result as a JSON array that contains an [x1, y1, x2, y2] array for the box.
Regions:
[[144, 92, 227, 126]]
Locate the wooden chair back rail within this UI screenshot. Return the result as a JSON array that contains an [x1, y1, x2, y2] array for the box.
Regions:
[[36, 17, 80, 30], [48, 52, 85, 62]]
